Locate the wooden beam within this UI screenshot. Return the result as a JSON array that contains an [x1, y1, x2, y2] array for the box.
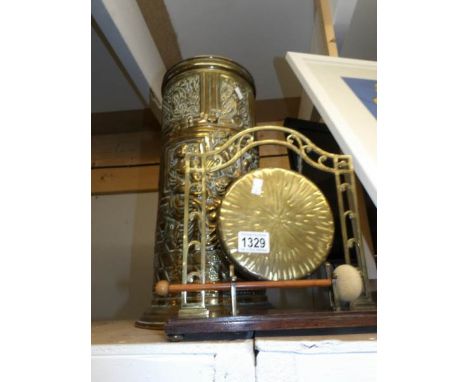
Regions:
[[92, 165, 159, 195], [315, 0, 339, 57], [91, 130, 161, 168], [91, 156, 290, 195], [298, 90, 314, 120], [256, 131, 289, 157], [256, 121, 288, 157], [91, 120, 289, 158], [91, 159, 293, 195], [299, 0, 339, 121], [91, 108, 159, 135], [136, 0, 182, 69], [255, 97, 300, 123], [91, 122, 292, 194], [259, 155, 290, 170]]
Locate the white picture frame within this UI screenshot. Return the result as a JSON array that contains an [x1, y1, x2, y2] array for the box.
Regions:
[[286, 52, 377, 205]]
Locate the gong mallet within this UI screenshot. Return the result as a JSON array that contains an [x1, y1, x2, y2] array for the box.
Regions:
[[155, 264, 364, 315]]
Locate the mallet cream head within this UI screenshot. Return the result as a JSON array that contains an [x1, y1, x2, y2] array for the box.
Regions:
[[154, 280, 170, 297], [333, 264, 363, 303]]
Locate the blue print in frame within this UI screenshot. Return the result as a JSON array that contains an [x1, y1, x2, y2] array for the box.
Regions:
[[341, 77, 377, 119]]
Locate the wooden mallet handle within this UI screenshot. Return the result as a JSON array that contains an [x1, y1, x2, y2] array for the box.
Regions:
[[155, 279, 332, 296]]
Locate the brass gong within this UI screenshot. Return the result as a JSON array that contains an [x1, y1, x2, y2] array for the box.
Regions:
[[218, 168, 334, 280]]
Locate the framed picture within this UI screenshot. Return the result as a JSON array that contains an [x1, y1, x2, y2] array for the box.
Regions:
[[286, 53, 377, 205]]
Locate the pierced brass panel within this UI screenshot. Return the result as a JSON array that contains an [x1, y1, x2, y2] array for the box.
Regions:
[[137, 55, 266, 327]]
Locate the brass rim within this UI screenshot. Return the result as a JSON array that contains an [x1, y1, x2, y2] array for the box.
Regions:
[[162, 55, 256, 96]]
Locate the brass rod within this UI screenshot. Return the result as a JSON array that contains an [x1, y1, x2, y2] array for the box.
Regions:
[[181, 154, 191, 305], [200, 143, 207, 307], [167, 279, 332, 294], [335, 159, 351, 264]]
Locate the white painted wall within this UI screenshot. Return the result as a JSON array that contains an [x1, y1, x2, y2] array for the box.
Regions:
[[91, 0, 376, 112], [91, 27, 145, 113], [92, 0, 167, 105], [165, 0, 313, 100], [340, 0, 377, 60], [332, 0, 359, 52], [91, 193, 158, 320]]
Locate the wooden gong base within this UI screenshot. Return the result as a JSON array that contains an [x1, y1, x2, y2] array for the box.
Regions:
[[164, 310, 377, 341]]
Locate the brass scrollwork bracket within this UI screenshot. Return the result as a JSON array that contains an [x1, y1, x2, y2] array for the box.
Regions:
[[179, 125, 371, 317]]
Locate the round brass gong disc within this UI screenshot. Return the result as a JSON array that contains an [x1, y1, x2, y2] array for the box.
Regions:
[[218, 168, 334, 280]]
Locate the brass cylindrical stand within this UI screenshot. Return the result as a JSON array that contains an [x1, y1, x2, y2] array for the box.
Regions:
[[137, 56, 269, 329]]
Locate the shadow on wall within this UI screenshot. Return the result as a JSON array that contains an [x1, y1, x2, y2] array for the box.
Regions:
[[91, 192, 158, 321], [116, 192, 158, 318], [273, 56, 302, 100]]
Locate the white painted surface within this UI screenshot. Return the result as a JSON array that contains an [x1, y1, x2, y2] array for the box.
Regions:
[[165, 0, 313, 100], [91, 0, 376, 111], [91, 26, 145, 113], [332, 0, 359, 53], [255, 332, 377, 382], [92, 0, 166, 105], [91, 193, 158, 320], [92, 322, 376, 382], [92, 321, 256, 382], [341, 0, 377, 61], [286, 52, 377, 204]]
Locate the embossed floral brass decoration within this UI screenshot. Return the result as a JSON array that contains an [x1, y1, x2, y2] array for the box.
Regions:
[[137, 56, 263, 328]]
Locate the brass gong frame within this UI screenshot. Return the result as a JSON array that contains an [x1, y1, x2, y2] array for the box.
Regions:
[[179, 125, 371, 318]]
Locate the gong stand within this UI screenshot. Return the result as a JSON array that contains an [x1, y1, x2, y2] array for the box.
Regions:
[[164, 125, 376, 341]]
